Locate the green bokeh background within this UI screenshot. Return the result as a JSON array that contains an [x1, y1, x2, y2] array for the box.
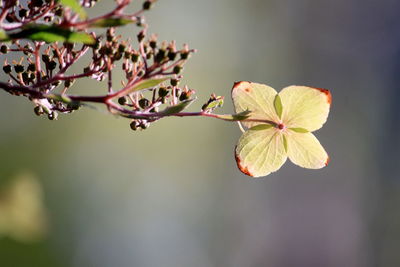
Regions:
[[1, 0, 399, 266]]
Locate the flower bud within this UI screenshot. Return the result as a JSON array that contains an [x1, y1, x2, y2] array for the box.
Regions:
[[140, 121, 149, 129], [48, 60, 57, 70], [64, 79, 75, 88], [1, 45, 8, 54], [158, 87, 168, 97], [28, 63, 36, 72], [42, 54, 50, 63], [149, 40, 157, 49], [139, 98, 150, 109], [173, 65, 182, 74], [114, 52, 123, 61], [137, 70, 145, 77], [14, 64, 24, 73], [180, 51, 189, 60], [170, 78, 179, 86], [131, 52, 139, 62], [118, 44, 126, 53], [48, 111, 58, 120], [3, 64, 11, 74], [55, 7, 63, 16], [34, 106, 43, 116], [118, 96, 128, 105], [179, 91, 190, 101], [143, 1, 152, 10], [130, 121, 138, 131], [137, 31, 145, 43], [154, 49, 166, 63]]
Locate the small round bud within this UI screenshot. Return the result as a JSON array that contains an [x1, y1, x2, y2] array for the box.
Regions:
[[106, 29, 114, 42], [118, 96, 128, 105], [92, 39, 101, 50], [28, 63, 36, 72], [137, 70, 145, 77], [55, 7, 63, 16], [14, 64, 24, 73], [124, 51, 131, 59], [139, 98, 150, 109], [6, 14, 14, 23], [48, 60, 57, 70], [44, 16, 52, 22], [1, 45, 8, 54], [34, 106, 43, 116], [114, 52, 123, 61], [180, 51, 189, 60], [64, 79, 75, 88], [143, 1, 152, 10], [48, 111, 58, 120], [173, 65, 182, 74], [136, 16, 144, 26], [167, 51, 177, 60], [52, 80, 61, 87], [105, 46, 114, 55], [149, 40, 157, 49], [32, 0, 44, 7], [42, 54, 50, 63], [170, 78, 179, 87], [19, 9, 28, 18], [140, 121, 149, 129], [158, 87, 169, 97], [155, 49, 166, 63], [137, 31, 145, 43], [3, 64, 12, 74], [22, 72, 29, 82], [118, 44, 126, 53], [130, 121, 138, 131], [131, 52, 139, 63], [179, 92, 190, 101]]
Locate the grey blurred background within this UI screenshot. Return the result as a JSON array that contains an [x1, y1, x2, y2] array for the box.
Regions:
[[1, 0, 399, 266]]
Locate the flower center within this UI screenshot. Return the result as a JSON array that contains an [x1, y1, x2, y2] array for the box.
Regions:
[[277, 123, 285, 130]]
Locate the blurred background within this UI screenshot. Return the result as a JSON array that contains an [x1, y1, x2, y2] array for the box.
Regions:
[[1, 0, 399, 266]]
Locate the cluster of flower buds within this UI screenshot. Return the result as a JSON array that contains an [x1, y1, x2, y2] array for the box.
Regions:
[[0, 0, 230, 131]]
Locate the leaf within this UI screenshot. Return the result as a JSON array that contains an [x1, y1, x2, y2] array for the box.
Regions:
[[115, 78, 168, 98], [89, 18, 135, 28], [201, 96, 224, 112], [274, 94, 283, 119], [8, 24, 95, 44], [215, 110, 252, 121], [289, 127, 309, 133], [59, 0, 87, 19], [0, 30, 9, 41], [160, 99, 195, 115]]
